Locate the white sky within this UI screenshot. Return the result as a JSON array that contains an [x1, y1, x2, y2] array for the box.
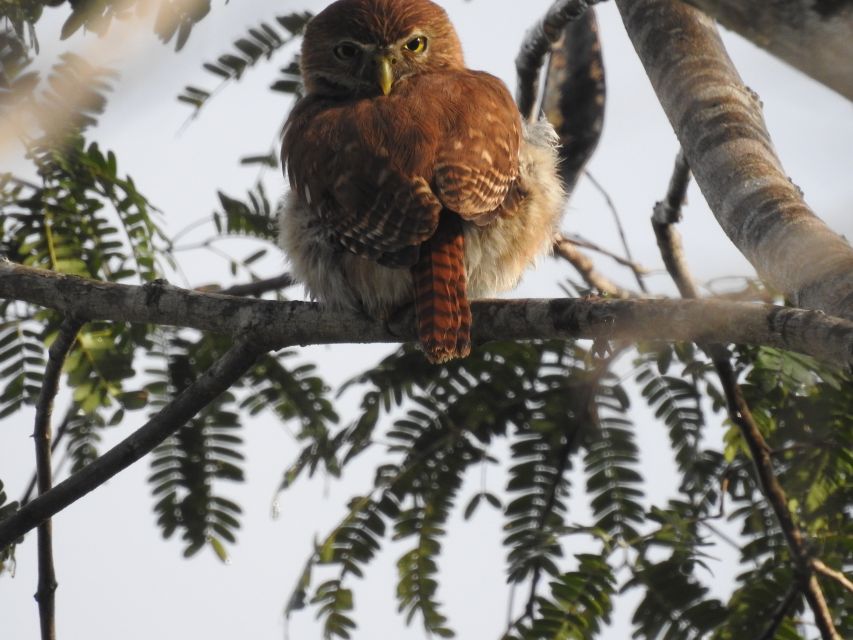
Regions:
[[1, 1, 851, 638]]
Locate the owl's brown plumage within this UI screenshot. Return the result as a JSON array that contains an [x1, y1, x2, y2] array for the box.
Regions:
[[279, 0, 564, 363]]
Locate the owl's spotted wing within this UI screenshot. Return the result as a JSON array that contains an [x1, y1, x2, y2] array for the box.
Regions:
[[282, 96, 441, 266], [431, 71, 522, 220]]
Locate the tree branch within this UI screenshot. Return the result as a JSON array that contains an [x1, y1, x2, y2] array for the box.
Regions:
[[33, 318, 81, 640], [0, 262, 851, 369], [585, 171, 648, 293], [681, 0, 853, 101], [561, 233, 650, 274], [756, 584, 800, 640], [651, 150, 840, 640], [21, 407, 76, 507], [515, 0, 605, 120], [616, 0, 853, 322], [553, 233, 635, 298], [0, 337, 265, 551], [812, 559, 853, 597], [652, 151, 698, 299], [203, 272, 294, 297], [715, 361, 840, 640], [539, 7, 606, 192]]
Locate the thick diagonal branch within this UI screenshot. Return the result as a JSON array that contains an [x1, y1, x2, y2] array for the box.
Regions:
[[681, 0, 853, 101], [0, 337, 264, 550], [617, 0, 853, 321], [33, 317, 81, 640]]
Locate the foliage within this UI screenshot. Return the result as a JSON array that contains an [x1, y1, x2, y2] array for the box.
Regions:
[[1, 0, 215, 51], [177, 11, 311, 116], [0, 9, 339, 565], [270, 342, 852, 639], [1, 4, 851, 640]]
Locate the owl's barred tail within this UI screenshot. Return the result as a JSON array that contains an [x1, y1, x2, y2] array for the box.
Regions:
[[412, 211, 472, 364]]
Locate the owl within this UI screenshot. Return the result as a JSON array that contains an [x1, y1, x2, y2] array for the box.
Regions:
[[279, 0, 564, 363]]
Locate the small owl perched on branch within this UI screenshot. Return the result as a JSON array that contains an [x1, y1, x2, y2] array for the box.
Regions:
[[279, 0, 564, 363]]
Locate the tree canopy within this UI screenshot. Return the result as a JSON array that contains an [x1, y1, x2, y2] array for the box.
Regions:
[[1, 1, 851, 639]]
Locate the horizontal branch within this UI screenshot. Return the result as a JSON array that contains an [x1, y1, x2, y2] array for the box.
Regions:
[[1, 262, 852, 369]]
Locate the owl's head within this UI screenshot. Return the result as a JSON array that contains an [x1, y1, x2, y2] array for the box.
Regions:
[[300, 0, 464, 98]]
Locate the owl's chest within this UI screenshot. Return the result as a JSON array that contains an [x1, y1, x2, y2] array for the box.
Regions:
[[324, 91, 450, 177]]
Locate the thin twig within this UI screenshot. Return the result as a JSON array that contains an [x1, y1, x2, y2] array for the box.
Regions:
[[812, 559, 853, 596], [6, 175, 42, 191], [699, 521, 741, 553], [553, 233, 635, 299], [715, 361, 840, 639], [21, 407, 76, 507], [563, 233, 650, 273], [169, 216, 212, 246], [653, 150, 692, 225], [522, 427, 580, 621], [585, 171, 648, 293], [515, 0, 605, 119], [0, 337, 266, 549], [33, 317, 81, 640], [214, 272, 294, 297], [651, 150, 841, 640], [651, 151, 698, 299], [756, 584, 800, 640]]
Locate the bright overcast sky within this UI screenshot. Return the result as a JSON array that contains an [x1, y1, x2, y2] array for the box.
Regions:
[[2, 1, 851, 638]]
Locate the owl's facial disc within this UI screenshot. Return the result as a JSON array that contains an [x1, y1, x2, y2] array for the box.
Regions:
[[326, 34, 431, 96], [299, 0, 464, 98]]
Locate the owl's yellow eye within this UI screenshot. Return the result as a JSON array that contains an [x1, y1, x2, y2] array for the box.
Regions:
[[334, 42, 360, 60], [404, 36, 427, 53]]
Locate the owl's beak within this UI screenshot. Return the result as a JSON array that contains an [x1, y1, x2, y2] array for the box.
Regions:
[[375, 55, 394, 96]]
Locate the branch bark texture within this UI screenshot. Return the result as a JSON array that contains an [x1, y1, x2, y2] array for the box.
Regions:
[[515, 0, 604, 119], [539, 7, 606, 192], [33, 318, 80, 640], [682, 0, 853, 101], [1, 262, 852, 369], [616, 0, 853, 322]]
